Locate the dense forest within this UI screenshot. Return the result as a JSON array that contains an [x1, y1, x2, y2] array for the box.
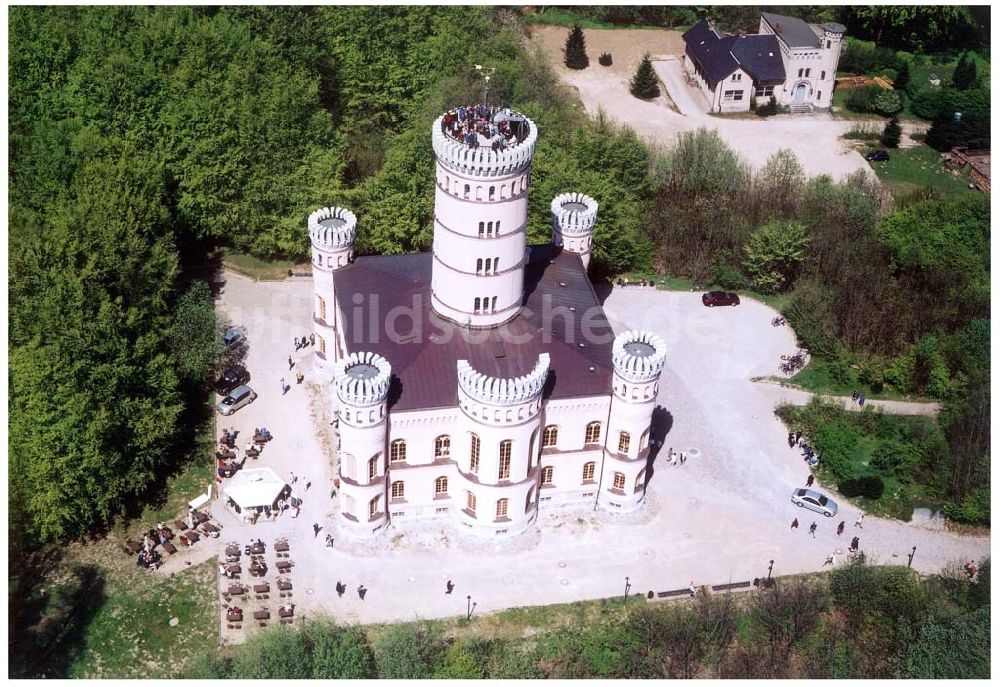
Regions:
[[182, 562, 990, 679]]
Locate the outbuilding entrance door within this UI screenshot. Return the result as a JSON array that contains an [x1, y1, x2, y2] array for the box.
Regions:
[[794, 83, 807, 104]]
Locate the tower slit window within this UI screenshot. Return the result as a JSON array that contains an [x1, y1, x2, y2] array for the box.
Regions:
[[478, 221, 484, 238], [498, 440, 512, 480], [466, 491, 477, 514], [470, 433, 480, 473], [369, 495, 380, 518], [476, 258, 483, 275]]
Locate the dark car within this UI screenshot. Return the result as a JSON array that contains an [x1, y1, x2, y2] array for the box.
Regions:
[[222, 326, 246, 351], [216, 364, 250, 396], [865, 149, 890, 162], [702, 291, 740, 307]]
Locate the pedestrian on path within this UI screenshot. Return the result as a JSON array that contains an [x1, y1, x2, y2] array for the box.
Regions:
[[823, 554, 835, 566], [851, 389, 859, 402], [809, 522, 817, 537], [837, 520, 845, 536], [296, 369, 304, 384], [859, 394, 866, 407], [305, 481, 311, 491], [680, 452, 686, 464], [357, 584, 367, 600], [288, 355, 294, 370], [335, 581, 345, 597], [325, 533, 334, 547], [855, 513, 865, 529], [293, 505, 300, 518], [806, 474, 815, 487], [688, 581, 698, 597], [791, 518, 799, 530], [281, 378, 288, 395], [313, 523, 321, 537], [446, 580, 454, 594], [290, 472, 296, 484], [788, 432, 795, 448], [795, 429, 802, 444], [310, 333, 315, 347], [294, 337, 302, 351], [849, 536, 859, 552]]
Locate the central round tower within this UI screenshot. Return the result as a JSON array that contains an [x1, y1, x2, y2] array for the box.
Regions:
[[430, 107, 538, 328]]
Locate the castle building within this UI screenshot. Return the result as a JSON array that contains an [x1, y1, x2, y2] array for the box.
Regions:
[[682, 12, 846, 113], [308, 107, 667, 538]]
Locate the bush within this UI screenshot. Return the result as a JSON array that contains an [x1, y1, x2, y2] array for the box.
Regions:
[[709, 263, 749, 291], [903, 606, 990, 678], [755, 95, 778, 117], [742, 220, 809, 293], [838, 475, 885, 499], [830, 564, 925, 627], [598, 52, 612, 66], [813, 421, 861, 481], [870, 442, 921, 482], [373, 623, 444, 678], [942, 485, 990, 525]]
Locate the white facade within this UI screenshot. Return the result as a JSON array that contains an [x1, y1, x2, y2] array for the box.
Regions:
[[313, 108, 669, 539], [759, 18, 844, 109], [308, 206, 356, 370]]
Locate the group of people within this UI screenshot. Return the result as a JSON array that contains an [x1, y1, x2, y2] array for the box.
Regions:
[[664, 447, 687, 466], [850, 390, 867, 407], [615, 277, 655, 288], [788, 429, 819, 466], [442, 105, 521, 151]]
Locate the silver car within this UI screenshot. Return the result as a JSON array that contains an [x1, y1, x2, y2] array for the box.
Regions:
[[217, 384, 257, 416], [791, 488, 838, 517]]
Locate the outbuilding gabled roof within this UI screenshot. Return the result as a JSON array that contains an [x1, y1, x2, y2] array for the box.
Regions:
[[682, 19, 739, 88], [761, 12, 822, 49], [730, 34, 786, 84]]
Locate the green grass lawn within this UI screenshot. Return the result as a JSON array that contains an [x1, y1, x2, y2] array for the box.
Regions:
[[777, 358, 935, 403], [223, 250, 310, 281], [869, 143, 977, 200]]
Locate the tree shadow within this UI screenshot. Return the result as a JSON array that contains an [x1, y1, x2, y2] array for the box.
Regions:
[[8, 546, 107, 678], [591, 278, 614, 305]]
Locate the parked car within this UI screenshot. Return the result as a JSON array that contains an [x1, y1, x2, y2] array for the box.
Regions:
[[702, 291, 741, 307], [222, 326, 246, 351], [217, 385, 257, 416], [215, 364, 250, 396], [791, 488, 838, 517], [865, 149, 890, 162]]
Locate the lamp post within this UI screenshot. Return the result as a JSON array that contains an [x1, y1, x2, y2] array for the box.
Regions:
[[473, 64, 496, 109], [466, 594, 476, 620], [624, 576, 631, 601], [908, 546, 917, 568], [767, 559, 775, 581]]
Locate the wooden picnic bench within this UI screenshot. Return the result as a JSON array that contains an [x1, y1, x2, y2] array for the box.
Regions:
[[276, 561, 292, 572], [161, 541, 178, 555], [253, 583, 270, 594], [277, 578, 293, 591], [278, 606, 295, 618], [227, 610, 243, 622], [225, 544, 241, 557], [227, 584, 245, 596], [274, 541, 290, 553], [253, 609, 270, 620]]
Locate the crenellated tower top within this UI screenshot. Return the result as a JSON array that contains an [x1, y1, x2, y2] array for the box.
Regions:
[[432, 107, 538, 179], [333, 351, 392, 407], [612, 330, 667, 383], [457, 354, 550, 406], [308, 206, 357, 251], [551, 192, 599, 237]]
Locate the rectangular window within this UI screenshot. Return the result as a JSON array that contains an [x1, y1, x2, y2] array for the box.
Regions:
[[821, 70, 826, 80], [466, 491, 477, 513], [368, 457, 378, 481], [732, 72, 741, 81], [317, 295, 326, 321], [618, 432, 631, 454], [723, 90, 743, 102], [805, 68, 811, 78], [369, 496, 379, 518], [496, 499, 508, 518], [798, 68, 803, 78], [612, 472, 626, 490], [498, 441, 511, 480], [542, 466, 554, 484], [543, 426, 558, 448], [470, 434, 480, 473], [755, 85, 774, 98]]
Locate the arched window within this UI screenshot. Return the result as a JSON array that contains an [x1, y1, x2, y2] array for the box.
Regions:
[[612, 472, 626, 490], [493, 256, 499, 274], [435, 476, 449, 495], [463, 184, 470, 199], [470, 434, 480, 473], [368, 456, 379, 480], [369, 495, 380, 518], [484, 258, 492, 273], [474, 297, 481, 314], [500, 185, 507, 200], [476, 186, 483, 200], [511, 181, 517, 196], [496, 221, 501, 234], [435, 435, 450, 458], [343, 453, 356, 480], [487, 221, 493, 237], [618, 431, 631, 454], [466, 491, 477, 513], [528, 428, 538, 466], [491, 296, 497, 312], [498, 440, 512, 480], [521, 177, 527, 191], [543, 425, 558, 448], [582, 461, 596, 481], [478, 221, 484, 238], [344, 493, 356, 516], [541, 466, 554, 484], [585, 421, 602, 445], [476, 258, 483, 275], [635, 470, 646, 491], [391, 480, 405, 499], [390, 439, 406, 462], [483, 294, 489, 312], [489, 186, 496, 201], [496, 498, 508, 518]]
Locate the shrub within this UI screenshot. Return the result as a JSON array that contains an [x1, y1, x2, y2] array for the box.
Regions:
[[903, 606, 990, 678], [813, 421, 861, 481], [755, 95, 778, 117], [830, 564, 924, 627], [373, 623, 444, 678], [872, 89, 902, 116], [895, 60, 911, 91], [870, 442, 921, 482], [630, 53, 660, 99], [857, 357, 886, 392], [709, 263, 749, 291], [563, 25, 589, 69], [942, 485, 990, 525], [838, 475, 885, 499], [432, 641, 486, 679], [742, 220, 809, 293], [598, 52, 612, 66]]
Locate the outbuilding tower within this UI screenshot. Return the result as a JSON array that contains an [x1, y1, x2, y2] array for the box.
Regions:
[[333, 351, 392, 536], [429, 109, 539, 328], [453, 353, 550, 536], [551, 192, 599, 271], [599, 330, 667, 512], [308, 206, 356, 370]]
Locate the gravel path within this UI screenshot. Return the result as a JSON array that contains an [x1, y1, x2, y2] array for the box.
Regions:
[[755, 382, 941, 417]]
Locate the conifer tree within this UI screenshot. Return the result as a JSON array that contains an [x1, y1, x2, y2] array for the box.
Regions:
[[894, 60, 910, 91], [630, 53, 660, 99], [564, 25, 589, 69], [881, 115, 902, 148], [952, 52, 978, 90]]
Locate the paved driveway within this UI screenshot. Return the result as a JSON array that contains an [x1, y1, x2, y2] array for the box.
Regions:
[[165, 277, 988, 633]]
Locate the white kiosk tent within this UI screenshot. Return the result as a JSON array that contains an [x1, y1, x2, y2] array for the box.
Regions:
[[223, 468, 291, 522]]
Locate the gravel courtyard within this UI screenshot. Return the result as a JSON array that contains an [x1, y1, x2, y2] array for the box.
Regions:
[[171, 273, 989, 633], [529, 25, 871, 179]]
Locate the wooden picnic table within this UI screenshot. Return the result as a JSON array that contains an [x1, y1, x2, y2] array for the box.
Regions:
[[274, 541, 290, 552], [227, 584, 245, 595], [276, 561, 292, 572], [161, 541, 177, 555], [225, 544, 241, 557], [277, 578, 293, 591], [253, 583, 270, 593], [227, 610, 243, 622], [250, 542, 265, 555], [253, 610, 270, 620], [278, 606, 295, 618]]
